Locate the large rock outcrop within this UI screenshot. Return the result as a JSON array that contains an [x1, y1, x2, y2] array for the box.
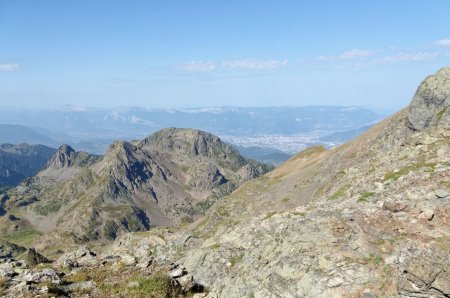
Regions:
[[407, 67, 450, 131]]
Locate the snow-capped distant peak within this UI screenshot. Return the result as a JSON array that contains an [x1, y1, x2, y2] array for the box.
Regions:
[[175, 107, 224, 114], [130, 115, 157, 126]]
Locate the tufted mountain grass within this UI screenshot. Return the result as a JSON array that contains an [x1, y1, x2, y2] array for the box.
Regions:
[[383, 162, 436, 181], [328, 184, 350, 200], [358, 192, 375, 202]]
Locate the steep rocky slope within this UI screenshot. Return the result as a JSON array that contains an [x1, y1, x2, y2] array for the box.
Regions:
[[0, 128, 271, 252], [55, 67, 448, 298], [156, 67, 448, 297], [0, 144, 56, 188]]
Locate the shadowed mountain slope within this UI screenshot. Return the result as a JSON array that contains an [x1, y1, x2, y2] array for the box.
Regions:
[[0, 128, 272, 252], [0, 144, 56, 188], [0, 124, 58, 147]]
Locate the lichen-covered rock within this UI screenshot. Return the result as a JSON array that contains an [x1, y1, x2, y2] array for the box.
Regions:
[[407, 67, 450, 131], [382, 199, 409, 212], [398, 249, 450, 297], [23, 268, 61, 284], [56, 246, 97, 268], [435, 188, 449, 198]]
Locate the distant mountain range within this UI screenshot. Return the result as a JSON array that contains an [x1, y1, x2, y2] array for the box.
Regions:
[[0, 106, 381, 136], [0, 106, 382, 155], [234, 145, 292, 166], [0, 124, 58, 147], [319, 124, 374, 144]]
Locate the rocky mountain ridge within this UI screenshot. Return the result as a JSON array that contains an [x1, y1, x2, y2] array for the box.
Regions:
[[0, 128, 272, 254]]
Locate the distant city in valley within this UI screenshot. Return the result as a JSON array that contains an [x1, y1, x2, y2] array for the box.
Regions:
[[0, 105, 383, 164]]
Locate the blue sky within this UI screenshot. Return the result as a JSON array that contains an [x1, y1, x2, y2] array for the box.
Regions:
[[0, 0, 450, 111]]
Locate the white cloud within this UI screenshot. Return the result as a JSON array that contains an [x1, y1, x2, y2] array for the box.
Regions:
[[177, 59, 288, 72], [319, 48, 374, 61], [221, 59, 288, 70], [379, 52, 438, 63], [177, 61, 216, 72], [435, 39, 450, 46], [0, 63, 18, 72], [326, 50, 441, 70], [340, 49, 374, 59], [317, 56, 331, 61]]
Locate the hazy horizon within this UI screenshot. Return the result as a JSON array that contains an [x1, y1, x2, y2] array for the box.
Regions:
[[0, 103, 396, 116]]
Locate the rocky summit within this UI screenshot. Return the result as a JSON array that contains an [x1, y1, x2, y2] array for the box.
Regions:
[[0, 128, 271, 255], [1, 68, 450, 297]]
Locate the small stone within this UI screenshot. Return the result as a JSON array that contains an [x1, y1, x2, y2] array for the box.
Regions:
[[100, 255, 121, 265], [57, 246, 97, 268], [128, 281, 140, 288], [418, 209, 434, 220], [11, 280, 28, 292], [40, 285, 49, 293], [362, 289, 377, 298], [327, 276, 345, 288], [24, 272, 40, 283], [0, 267, 16, 278], [384, 255, 396, 265], [121, 255, 136, 266], [382, 200, 408, 212], [435, 189, 449, 198], [137, 256, 153, 269], [65, 280, 95, 292], [169, 267, 185, 278], [318, 256, 333, 271], [24, 269, 60, 284], [63, 258, 78, 268], [177, 274, 197, 291]]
